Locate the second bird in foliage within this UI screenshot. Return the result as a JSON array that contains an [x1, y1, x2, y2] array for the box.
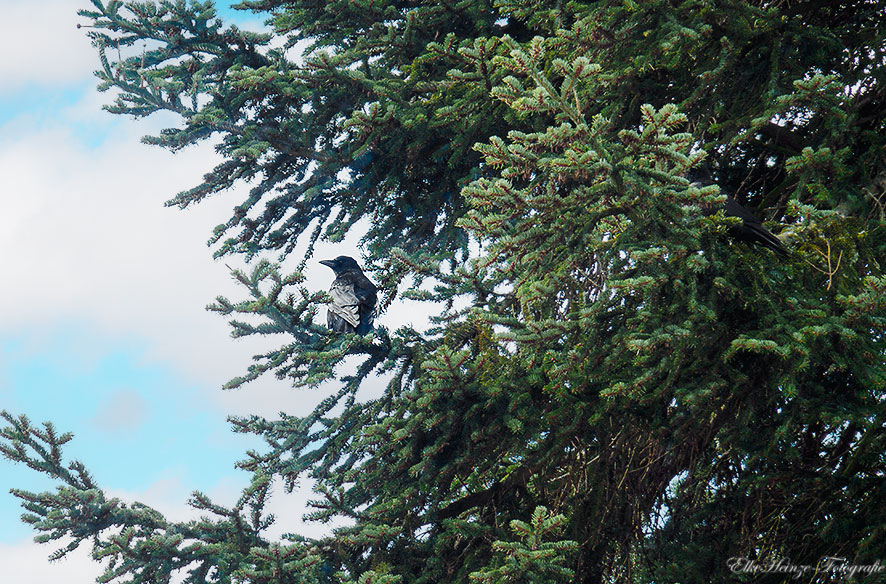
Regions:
[[319, 256, 378, 334], [691, 179, 789, 257]]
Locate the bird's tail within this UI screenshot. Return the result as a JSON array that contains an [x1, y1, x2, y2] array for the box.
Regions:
[[751, 225, 789, 256]]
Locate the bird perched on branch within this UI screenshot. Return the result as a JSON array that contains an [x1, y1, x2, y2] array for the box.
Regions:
[[691, 178, 788, 257], [319, 256, 377, 334]]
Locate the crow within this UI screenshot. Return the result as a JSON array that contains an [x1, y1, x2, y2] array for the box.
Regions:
[[319, 256, 377, 334], [691, 179, 788, 256]]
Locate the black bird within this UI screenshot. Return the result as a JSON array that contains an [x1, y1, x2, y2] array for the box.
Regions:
[[691, 180, 788, 256], [319, 256, 377, 334]]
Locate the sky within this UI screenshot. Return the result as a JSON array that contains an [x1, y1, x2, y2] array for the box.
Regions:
[[0, 2, 433, 581]]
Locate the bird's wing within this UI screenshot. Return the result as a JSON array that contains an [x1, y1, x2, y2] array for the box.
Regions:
[[723, 197, 788, 256], [329, 281, 362, 327], [355, 276, 377, 306]]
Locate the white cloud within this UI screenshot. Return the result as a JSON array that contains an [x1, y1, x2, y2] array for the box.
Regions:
[[0, 0, 96, 92], [0, 538, 102, 584], [0, 115, 244, 381], [263, 480, 355, 541]]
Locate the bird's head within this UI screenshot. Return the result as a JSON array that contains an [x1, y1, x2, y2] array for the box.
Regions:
[[687, 176, 715, 189], [686, 167, 714, 185], [319, 255, 363, 274]]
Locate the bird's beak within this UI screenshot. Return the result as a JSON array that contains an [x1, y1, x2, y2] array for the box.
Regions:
[[319, 259, 335, 268]]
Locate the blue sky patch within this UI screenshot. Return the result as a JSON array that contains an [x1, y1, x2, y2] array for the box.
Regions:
[[0, 324, 258, 543]]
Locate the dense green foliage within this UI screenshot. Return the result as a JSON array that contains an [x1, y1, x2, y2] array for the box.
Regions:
[[3, 0, 885, 582]]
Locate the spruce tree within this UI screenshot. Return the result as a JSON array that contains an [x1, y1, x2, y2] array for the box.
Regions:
[[3, 1, 885, 583]]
